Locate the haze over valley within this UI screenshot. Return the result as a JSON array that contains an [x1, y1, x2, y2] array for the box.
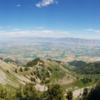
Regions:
[[0, 0, 100, 100]]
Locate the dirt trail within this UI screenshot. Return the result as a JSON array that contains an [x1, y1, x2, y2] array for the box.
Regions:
[[35, 84, 48, 91], [73, 86, 92, 98], [64, 86, 92, 98]]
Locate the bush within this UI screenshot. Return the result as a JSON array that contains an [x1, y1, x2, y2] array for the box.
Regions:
[[34, 71, 36, 75], [82, 88, 88, 99], [31, 72, 33, 76], [46, 84, 63, 100], [20, 67, 23, 72], [30, 77, 35, 82], [46, 71, 50, 78], [26, 58, 41, 67], [48, 67, 52, 73], [66, 91, 73, 100], [43, 77, 46, 81], [15, 69, 17, 73], [37, 73, 41, 79], [6, 70, 9, 73], [84, 83, 100, 100], [24, 66, 28, 71], [0, 89, 7, 99], [23, 83, 38, 99], [45, 80, 50, 84]]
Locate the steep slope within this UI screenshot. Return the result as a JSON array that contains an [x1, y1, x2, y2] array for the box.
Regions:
[[3, 57, 26, 65], [26, 58, 76, 85], [0, 58, 76, 90], [0, 60, 30, 88]]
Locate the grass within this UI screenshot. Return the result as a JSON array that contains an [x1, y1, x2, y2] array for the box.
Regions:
[[61, 73, 100, 94]]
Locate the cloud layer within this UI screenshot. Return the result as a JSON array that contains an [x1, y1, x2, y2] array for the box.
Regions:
[[87, 29, 100, 33], [0, 30, 69, 37], [36, 0, 58, 8]]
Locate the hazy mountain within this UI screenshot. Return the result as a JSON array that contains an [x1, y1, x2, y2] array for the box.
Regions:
[[13, 37, 100, 46]]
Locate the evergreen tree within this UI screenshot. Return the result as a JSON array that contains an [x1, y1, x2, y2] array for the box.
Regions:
[[20, 67, 23, 72], [24, 66, 28, 71], [23, 83, 38, 100], [82, 88, 88, 99], [0, 89, 7, 100], [46, 84, 63, 100], [15, 69, 17, 73], [66, 91, 73, 100]]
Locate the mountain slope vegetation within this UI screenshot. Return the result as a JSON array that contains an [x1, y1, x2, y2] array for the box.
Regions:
[[75, 62, 100, 74], [68, 60, 86, 68], [0, 58, 76, 90]]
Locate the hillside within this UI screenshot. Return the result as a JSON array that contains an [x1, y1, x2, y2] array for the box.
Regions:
[[3, 57, 24, 65], [0, 58, 76, 90], [68, 60, 86, 68], [75, 62, 100, 74], [26, 58, 75, 85]]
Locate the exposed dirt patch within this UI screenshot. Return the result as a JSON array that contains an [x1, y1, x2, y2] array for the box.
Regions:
[[58, 74, 76, 85], [35, 84, 48, 91]]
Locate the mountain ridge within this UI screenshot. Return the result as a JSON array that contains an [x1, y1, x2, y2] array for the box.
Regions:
[[12, 37, 100, 46]]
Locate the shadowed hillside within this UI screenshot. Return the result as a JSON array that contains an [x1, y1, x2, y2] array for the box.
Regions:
[[75, 62, 100, 74], [68, 60, 86, 68]]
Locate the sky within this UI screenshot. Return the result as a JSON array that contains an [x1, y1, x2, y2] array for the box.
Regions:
[[0, 0, 100, 39]]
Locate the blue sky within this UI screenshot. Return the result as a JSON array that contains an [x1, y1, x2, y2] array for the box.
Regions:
[[0, 0, 100, 39]]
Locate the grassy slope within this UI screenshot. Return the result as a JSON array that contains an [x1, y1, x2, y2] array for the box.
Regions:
[[0, 58, 76, 91], [75, 62, 100, 74]]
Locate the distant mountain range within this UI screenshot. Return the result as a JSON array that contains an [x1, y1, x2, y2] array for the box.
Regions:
[[13, 37, 100, 46]]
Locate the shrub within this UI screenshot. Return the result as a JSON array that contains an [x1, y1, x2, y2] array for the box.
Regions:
[[46, 84, 63, 100], [26, 58, 41, 67], [30, 77, 35, 82], [24, 66, 28, 71], [46, 71, 50, 78], [31, 72, 33, 76], [34, 71, 36, 75], [66, 91, 73, 100], [23, 83, 37, 99], [20, 67, 23, 72], [84, 83, 100, 100], [45, 80, 50, 84], [37, 73, 41, 79], [15, 69, 17, 73]]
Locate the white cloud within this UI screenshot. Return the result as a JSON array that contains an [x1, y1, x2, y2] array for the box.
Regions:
[[36, 0, 58, 8], [0, 27, 3, 29], [87, 29, 94, 31], [7, 26, 10, 28], [36, 3, 41, 8], [37, 27, 44, 29], [12, 29, 21, 31], [94, 30, 100, 33], [17, 5, 20, 7], [86, 29, 100, 33], [60, 31, 69, 34], [42, 30, 54, 33], [55, 1, 58, 4], [1, 30, 69, 37]]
